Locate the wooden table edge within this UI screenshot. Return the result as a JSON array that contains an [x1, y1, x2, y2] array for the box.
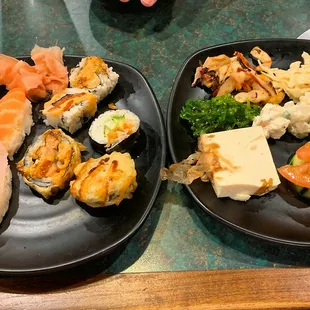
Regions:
[[1, 268, 310, 309]]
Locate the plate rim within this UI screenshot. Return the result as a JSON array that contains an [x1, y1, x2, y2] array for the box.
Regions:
[[1, 55, 167, 275], [167, 38, 310, 248]]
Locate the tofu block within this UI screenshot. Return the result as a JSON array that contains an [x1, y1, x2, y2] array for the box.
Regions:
[[198, 126, 280, 201]]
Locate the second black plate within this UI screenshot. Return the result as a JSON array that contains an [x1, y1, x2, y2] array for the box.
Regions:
[[168, 39, 310, 247]]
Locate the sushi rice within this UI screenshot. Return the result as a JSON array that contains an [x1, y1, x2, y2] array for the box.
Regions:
[[69, 56, 119, 101], [0, 165, 12, 222]]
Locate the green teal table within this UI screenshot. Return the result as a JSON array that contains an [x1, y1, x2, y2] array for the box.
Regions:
[[2, 0, 310, 274]]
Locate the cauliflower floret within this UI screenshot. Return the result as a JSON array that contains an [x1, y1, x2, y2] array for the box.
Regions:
[[252, 104, 290, 139], [285, 99, 310, 138]]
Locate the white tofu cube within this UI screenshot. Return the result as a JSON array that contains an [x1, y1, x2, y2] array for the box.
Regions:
[[198, 126, 280, 201]]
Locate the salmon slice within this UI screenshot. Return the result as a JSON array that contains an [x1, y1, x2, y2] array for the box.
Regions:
[[0, 98, 33, 135], [0, 89, 34, 159], [0, 125, 22, 140], [0, 111, 22, 126], [0, 88, 26, 104], [31, 45, 68, 95], [0, 125, 25, 158], [0, 98, 26, 111]]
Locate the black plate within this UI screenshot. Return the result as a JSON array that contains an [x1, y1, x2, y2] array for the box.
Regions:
[[0, 56, 166, 274], [167, 39, 310, 247]]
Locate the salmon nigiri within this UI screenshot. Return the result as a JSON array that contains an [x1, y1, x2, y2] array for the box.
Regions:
[[0, 142, 11, 223], [31, 45, 68, 95], [0, 89, 33, 159]]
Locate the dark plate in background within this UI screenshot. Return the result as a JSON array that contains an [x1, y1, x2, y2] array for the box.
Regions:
[[0, 56, 166, 274], [167, 39, 310, 247], [101, 0, 152, 12]]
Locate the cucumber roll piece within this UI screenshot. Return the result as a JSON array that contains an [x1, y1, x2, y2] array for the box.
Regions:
[[89, 109, 140, 154]]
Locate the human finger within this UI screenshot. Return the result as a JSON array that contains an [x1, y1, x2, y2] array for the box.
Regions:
[[140, 0, 157, 7]]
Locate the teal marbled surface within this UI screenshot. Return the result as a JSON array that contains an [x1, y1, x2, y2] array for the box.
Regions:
[[2, 0, 310, 273]]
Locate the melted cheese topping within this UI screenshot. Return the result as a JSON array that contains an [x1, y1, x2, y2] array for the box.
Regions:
[[70, 152, 137, 207], [43, 91, 97, 117], [71, 56, 108, 89]]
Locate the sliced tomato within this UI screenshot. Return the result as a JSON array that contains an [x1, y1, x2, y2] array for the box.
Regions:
[[296, 142, 310, 163], [278, 163, 310, 189]]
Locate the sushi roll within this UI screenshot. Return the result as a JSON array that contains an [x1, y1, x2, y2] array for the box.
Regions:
[[0, 143, 12, 223], [69, 56, 119, 101], [42, 88, 98, 134], [89, 109, 140, 153], [70, 152, 137, 208], [17, 129, 86, 199]]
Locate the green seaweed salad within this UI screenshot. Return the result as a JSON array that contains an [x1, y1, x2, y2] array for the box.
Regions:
[[180, 95, 261, 137]]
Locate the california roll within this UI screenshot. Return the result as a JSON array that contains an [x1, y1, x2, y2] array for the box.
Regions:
[[69, 56, 119, 101], [89, 109, 140, 153], [42, 88, 98, 134]]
